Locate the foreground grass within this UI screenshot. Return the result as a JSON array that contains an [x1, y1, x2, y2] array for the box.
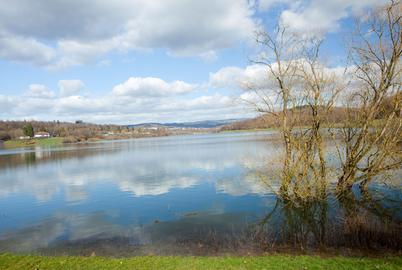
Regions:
[[3, 137, 65, 149], [0, 254, 401, 270]]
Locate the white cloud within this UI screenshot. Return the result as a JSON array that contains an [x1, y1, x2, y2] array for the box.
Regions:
[[58, 80, 85, 97], [0, 75, 256, 124], [0, 0, 258, 67], [157, 93, 233, 111], [0, 60, 352, 124], [0, 0, 390, 71], [0, 95, 14, 113], [210, 64, 269, 90], [276, 0, 388, 36], [25, 84, 54, 99], [14, 96, 55, 116], [120, 0, 257, 57], [209, 62, 351, 110], [55, 95, 106, 114], [258, 0, 294, 11], [112, 77, 196, 97], [0, 1, 387, 67], [0, 34, 56, 65], [210, 67, 245, 88]]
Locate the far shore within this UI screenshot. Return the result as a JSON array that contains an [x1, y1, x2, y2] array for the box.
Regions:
[[0, 126, 350, 150], [0, 130, 213, 150]]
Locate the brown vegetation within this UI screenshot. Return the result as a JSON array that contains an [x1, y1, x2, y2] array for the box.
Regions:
[[221, 106, 351, 131]]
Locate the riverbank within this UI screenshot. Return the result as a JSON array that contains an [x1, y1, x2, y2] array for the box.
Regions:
[[1, 254, 401, 270], [1, 131, 213, 149], [3, 137, 66, 149], [0, 134, 170, 149]]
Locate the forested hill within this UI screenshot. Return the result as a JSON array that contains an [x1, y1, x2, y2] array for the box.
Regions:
[[128, 119, 245, 129], [221, 94, 400, 131]]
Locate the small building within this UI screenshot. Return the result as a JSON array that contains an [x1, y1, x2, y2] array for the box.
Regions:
[[19, 136, 31, 140], [103, 131, 115, 136], [34, 132, 50, 138]]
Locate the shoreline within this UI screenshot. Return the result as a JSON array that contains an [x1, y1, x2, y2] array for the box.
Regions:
[[0, 129, 274, 150], [0, 131, 213, 150]]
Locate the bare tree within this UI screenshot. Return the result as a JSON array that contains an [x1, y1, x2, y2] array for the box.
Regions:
[[250, 27, 301, 198], [297, 41, 346, 196], [246, 1, 400, 201], [249, 27, 345, 200], [336, 0, 402, 194]]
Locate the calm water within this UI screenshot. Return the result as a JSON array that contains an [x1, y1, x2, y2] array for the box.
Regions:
[[0, 132, 287, 255], [1, 131, 401, 255]]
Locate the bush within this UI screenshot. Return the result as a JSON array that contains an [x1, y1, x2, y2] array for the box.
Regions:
[[63, 136, 79, 143], [0, 132, 11, 141]]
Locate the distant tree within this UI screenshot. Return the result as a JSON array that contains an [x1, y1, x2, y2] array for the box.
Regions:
[[0, 132, 11, 141], [22, 123, 34, 138]]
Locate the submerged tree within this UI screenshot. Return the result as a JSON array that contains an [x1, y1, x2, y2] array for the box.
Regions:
[[243, 0, 402, 253], [336, 0, 402, 194], [250, 27, 300, 199], [249, 28, 344, 201], [248, 0, 401, 200]]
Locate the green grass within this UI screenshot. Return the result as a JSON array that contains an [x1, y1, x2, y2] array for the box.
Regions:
[[3, 137, 65, 149], [0, 254, 401, 270]]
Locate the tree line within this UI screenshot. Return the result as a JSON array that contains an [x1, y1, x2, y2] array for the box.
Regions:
[[0, 120, 122, 141]]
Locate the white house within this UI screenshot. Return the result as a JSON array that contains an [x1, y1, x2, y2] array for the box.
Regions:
[[34, 132, 50, 138]]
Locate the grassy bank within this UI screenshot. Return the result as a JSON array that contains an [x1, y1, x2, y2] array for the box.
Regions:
[[0, 254, 401, 270], [3, 137, 65, 149]]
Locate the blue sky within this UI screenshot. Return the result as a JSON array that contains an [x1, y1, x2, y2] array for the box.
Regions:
[[0, 0, 387, 124]]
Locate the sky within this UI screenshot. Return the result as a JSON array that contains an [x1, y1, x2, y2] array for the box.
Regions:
[[0, 0, 387, 124]]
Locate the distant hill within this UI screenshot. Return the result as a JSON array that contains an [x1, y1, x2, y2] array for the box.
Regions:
[[127, 119, 248, 129], [223, 93, 401, 131], [220, 106, 351, 131]]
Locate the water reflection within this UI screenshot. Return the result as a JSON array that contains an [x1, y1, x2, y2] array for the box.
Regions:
[[0, 132, 279, 254], [0, 133, 278, 202], [0, 210, 261, 255], [0, 132, 400, 255], [256, 186, 402, 252]]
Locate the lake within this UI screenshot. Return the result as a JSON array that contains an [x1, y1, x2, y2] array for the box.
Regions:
[[0, 131, 400, 256]]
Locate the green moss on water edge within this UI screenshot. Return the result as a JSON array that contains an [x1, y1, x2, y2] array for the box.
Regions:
[[0, 254, 401, 270]]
